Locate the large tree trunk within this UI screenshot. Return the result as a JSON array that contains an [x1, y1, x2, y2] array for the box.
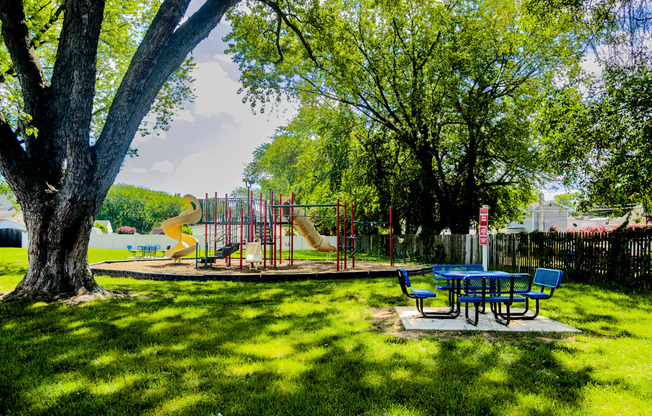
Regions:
[[7, 186, 109, 301]]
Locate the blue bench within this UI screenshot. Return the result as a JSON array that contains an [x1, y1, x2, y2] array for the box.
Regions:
[[397, 268, 439, 318], [509, 268, 563, 320], [398, 267, 463, 319], [458, 273, 528, 326]]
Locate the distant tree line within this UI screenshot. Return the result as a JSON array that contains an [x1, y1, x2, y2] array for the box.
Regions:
[[98, 184, 185, 234]]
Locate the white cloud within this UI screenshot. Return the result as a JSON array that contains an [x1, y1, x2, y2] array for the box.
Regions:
[[151, 160, 175, 174], [113, 29, 299, 196], [192, 62, 245, 118], [174, 109, 196, 122], [214, 53, 234, 64]]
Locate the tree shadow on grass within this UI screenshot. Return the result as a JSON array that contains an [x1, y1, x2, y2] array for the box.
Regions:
[[0, 278, 625, 416]]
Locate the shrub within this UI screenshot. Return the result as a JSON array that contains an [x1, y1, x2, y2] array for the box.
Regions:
[[94, 222, 108, 233], [116, 226, 137, 234]]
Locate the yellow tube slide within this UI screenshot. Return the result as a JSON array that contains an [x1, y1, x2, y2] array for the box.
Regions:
[[162, 194, 202, 262], [282, 200, 336, 253]]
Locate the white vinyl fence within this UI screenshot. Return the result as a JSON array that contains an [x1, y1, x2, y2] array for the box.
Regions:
[[19, 231, 339, 252], [94, 233, 338, 252], [89, 233, 178, 250]]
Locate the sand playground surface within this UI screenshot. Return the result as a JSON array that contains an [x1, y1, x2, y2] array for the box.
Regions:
[[91, 258, 409, 280]]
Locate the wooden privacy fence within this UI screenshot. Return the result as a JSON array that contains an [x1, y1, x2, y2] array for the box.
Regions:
[[357, 228, 652, 289], [0, 228, 22, 247]]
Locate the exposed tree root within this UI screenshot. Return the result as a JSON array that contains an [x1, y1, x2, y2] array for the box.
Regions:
[[0, 284, 121, 304]]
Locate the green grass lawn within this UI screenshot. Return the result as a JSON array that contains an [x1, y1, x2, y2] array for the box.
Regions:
[[1, 248, 651, 415]]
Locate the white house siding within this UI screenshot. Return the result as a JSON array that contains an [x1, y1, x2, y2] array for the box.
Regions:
[[541, 202, 569, 231], [503, 200, 570, 233]]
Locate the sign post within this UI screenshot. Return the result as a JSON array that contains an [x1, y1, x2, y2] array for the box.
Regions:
[[480, 206, 489, 271]]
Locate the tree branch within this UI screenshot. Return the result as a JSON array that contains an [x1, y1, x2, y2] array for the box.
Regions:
[[50, 0, 107, 179], [257, 0, 320, 67], [273, 15, 284, 64], [94, 0, 239, 190], [0, 1, 49, 115], [0, 112, 38, 198]]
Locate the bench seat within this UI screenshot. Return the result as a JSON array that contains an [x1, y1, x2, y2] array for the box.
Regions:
[[521, 290, 550, 299], [459, 295, 526, 304], [509, 268, 564, 320], [410, 288, 437, 298], [398, 268, 461, 319]]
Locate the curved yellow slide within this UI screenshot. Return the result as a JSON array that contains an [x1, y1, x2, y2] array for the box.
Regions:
[[162, 194, 202, 262], [282, 200, 336, 253]]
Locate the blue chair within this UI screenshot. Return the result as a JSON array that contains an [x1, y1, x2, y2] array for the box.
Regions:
[[509, 268, 563, 320], [397, 268, 438, 318], [159, 245, 171, 256], [126, 245, 138, 257]]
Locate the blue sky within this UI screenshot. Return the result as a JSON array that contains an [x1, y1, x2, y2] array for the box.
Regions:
[[114, 20, 296, 198]]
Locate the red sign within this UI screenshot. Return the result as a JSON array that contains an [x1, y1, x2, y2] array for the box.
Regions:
[[480, 207, 488, 227], [479, 207, 488, 246]]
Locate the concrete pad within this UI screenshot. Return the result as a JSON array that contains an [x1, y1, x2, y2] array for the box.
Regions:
[[396, 306, 581, 333]]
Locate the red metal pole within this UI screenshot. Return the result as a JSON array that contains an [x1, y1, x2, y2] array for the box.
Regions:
[[259, 192, 263, 242], [250, 192, 254, 243], [336, 199, 340, 271], [226, 194, 231, 266], [279, 192, 283, 265], [228, 208, 232, 267], [225, 194, 228, 247], [351, 203, 355, 269], [263, 199, 267, 269], [205, 193, 208, 260], [240, 207, 244, 269], [290, 192, 294, 265], [225, 194, 228, 246], [390, 206, 394, 266], [272, 191, 276, 268], [344, 200, 348, 270], [214, 192, 217, 255]]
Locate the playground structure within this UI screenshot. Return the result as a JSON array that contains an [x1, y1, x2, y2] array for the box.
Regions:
[[190, 191, 360, 271], [161, 194, 202, 262]]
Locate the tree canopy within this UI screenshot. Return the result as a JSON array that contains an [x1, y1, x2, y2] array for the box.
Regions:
[[228, 0, 585, 234], [0, 0, 196, 146], [538, 0, 652, 221]]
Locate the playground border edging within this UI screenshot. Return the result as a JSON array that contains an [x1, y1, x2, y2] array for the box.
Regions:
[[89, 260, 421, 283]]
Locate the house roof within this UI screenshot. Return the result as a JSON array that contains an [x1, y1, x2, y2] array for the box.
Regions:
[[0, 217, 26, 230], [528, 199, 573, 211]]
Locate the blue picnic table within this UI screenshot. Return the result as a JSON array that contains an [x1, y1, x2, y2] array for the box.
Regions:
[[137, 244, 160, 257]]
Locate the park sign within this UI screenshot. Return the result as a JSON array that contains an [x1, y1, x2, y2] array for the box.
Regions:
[[479, 207, 488, 246]]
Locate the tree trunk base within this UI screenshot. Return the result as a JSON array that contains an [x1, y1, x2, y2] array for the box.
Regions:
[[1, 281, 115, 303]]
